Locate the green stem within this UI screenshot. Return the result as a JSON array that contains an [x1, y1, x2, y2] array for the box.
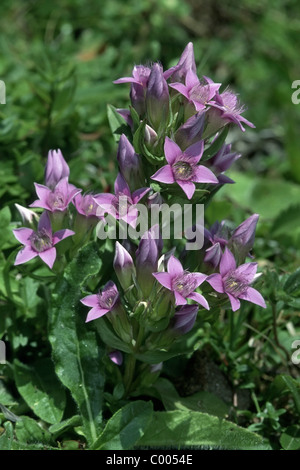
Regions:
[[123, 325, 145, 396]]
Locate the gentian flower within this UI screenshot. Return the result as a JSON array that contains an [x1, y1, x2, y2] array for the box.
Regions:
[[109, 350, 123, 366], [169, 70, 221, 112], [151, 137, 218, 199], [113, 241, 135, 290], [80, 281, 120, 323], [153, 254, 209, 308], [136, 225, 162, 297], [73, 193, 98, 218], [206, 247, 266, 312], [164, 42, 197, 83], [117, 134, 144, 191], [30, 177, 81, 212], [146, 63, 170, 131], [93, 173, 150, 228], [172, 304, 199, 334], [13, 211, 74, 269], [44, 149, 70, 189], [210, 89, 255, 131], [114, 65, 151, 116]]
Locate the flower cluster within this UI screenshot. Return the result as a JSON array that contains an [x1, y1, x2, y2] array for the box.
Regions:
[[13, 43, 266, 392]]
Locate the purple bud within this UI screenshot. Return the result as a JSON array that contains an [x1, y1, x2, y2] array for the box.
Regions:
[[146, 63, 170, 131], [204, 242, 223, 268], [135, 225, 162, 297], [117, 134, 144, 191], [164, 42, 197, 83], [144, 124, 158, 148], [113, 241, 135, 290], [210, 143, 241, 174], [15, 204, 39, 227], [175, 111, 206, 150], [230, 214, 259, 262], [109, 350, 123, 366], [172, 304, 199, 334], [44, 149, 70, 189]]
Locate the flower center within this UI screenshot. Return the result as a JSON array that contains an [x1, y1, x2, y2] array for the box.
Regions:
[[172, 161, 194, 181], [113, 195, 131, 216], [30, 229, 52, 253], [224, 273, 248, 297], [48, 190, 65, 209], [190, 84, 210, 105], [98, 289, 118, 310], [172, 272, 198, 297]]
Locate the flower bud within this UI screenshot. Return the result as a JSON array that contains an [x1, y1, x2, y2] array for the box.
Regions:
[[117, 134, 144, 191], [44, 149, 70, 189], [172, 304, 199, 334], [164, 42, 197, 84], [113, 241, 135, 291], [146, 63, 170, 132], [175, 112, 206, 150], [135, 225, 162, 298], [109, 350, 123, 366], [15, 204, 38, 227], [230, 214, 259, 263]]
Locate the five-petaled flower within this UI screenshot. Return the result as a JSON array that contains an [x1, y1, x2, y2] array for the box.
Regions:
[[13, 211, 74, 269], [80, 281, 120, 323], [30, 177, 81, 212], [210, 89, 255, 132], [206, 247, 266, 312], [93, 173, 150, 228], [151, 137, 218, 199], [153, 254, 209, 309]]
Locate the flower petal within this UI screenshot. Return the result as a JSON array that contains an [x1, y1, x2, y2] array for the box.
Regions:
[[152, 272, 172, 290], [114, 173, 131, 198], [234, 262, 258, 284], [132, 187, 151, 204], [239, 287, 266, 309], [206, 273, 224, 293], [15, 246, 37, 265], [38, 211, 52, 233], [38, 247, 56, 269], [33, 183, 50, 205], [188, 291, 210, 310], [190, 272, 207, 288], [13, 228, 34, 245], [168, 83, 190, 100], [167, 255, 184, 278], [53, 229, 75, 245], [151, 165, 175, 184], [220, 247, 236, 277], [164, 137, 182, 165], [85, 307, 109, 323], [174, 290, 187, 306], [193, 166, 219, 184], [80, 294, 99, 308], [184, 140, 204, 163], [227, 293, 240, 312], [177, 180, 195, 200]]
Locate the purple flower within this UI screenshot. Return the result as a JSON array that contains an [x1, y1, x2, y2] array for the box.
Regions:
[[206, 247, 266, 312], [80, 281, 120, 323], [175, 111, 206, 150], [114, 65, 151, 116], [117, 134, 144, 190], [113, 241, 135, 290], [210, 89, 255, 131], [229, 214, 259, 262], [109, 350, 123, 366], [13, 211, 74, 269], [136, 225, 162, 297], [146, 63, 170, 130], [151, 137, 218, 199], [164, 42, 197, 83], [169, 70, 221, 112], [30, 177, 81, 213], [44, 149, 70, 189], [172, 304, 199, 334], [93, 173, 150, 228], [153, 255, 209, 309], [73, 193, 99, 218]]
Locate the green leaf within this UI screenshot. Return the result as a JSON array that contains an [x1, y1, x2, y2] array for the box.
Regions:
[[202, 126, 229, 161], [153, 378, 229, 418], [92, 400, 153, 450], [0, 422, 14, 450], [280, 426, 300, 450], [267, 375, 300, 416], [49, 242, 105, 446], [137, 410, 271, 450], [48, 415, 82, 437], [284, 269, 300, 297], [15, 416, 53, 445], [95, 317, 132, 354], [13, 358, 66, 425], [272, 204, 300, 239], [107, 104, 131, 143]]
